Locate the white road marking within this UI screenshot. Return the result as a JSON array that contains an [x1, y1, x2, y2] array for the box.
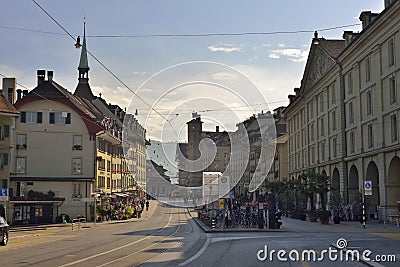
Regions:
[[58, 210, 173, 267]]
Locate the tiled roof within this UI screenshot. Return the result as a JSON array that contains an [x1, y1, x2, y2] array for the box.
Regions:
[[0, 95, 18, 115], [319, 39, 345, 59]]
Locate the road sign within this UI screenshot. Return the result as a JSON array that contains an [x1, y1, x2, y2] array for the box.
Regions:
[[0, 189, 8, 196], [364, 181, 372, 196], [0, 189, 8, 201]]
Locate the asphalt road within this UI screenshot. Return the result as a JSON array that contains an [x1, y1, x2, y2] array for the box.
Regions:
[[1, 202, 200, 267], [2, 203, 399, 267]]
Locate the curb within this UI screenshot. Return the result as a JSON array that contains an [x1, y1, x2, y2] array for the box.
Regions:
[[192, 217, 284, 233]]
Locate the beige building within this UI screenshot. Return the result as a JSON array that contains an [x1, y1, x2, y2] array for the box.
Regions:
[[285, 0, 400, 220], [0, 78, 19, 223], [11, 70, 102, 225]]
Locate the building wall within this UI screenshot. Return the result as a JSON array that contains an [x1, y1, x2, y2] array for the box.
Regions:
[[286, 1, 400, 219], [11, 99, 96, 221]]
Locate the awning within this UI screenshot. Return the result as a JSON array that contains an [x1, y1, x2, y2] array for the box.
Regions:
[[114, 193, 129, 197]]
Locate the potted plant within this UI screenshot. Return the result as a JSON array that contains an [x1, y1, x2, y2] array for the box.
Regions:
[[328, 190, 343, 224], [319, 209, 331, 224], [307, 210, 318, 222]]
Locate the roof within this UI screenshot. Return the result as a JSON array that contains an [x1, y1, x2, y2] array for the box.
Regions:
[[0, 95, 19, 115], [14, 80, 103, 137], [318, 39, 345, 59]]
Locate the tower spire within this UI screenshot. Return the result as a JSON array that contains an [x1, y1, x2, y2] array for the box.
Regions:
[[74, 18, 95, 100]]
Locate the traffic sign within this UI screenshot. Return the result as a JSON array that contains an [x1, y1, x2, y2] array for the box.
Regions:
[[0, 189, 8, 196], [364, 181, 372, 196]]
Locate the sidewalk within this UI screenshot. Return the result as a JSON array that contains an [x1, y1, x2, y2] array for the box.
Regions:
[[191, 212, 400, 233], [10, 200, 159, 236], [281, 217, 400, 233]]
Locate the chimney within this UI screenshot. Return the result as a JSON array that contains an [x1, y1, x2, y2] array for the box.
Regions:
[[2, 77, 16, 103], [385, 0, 397, 8], [294, 87, 300, 95], [47, 70, 54, 82], [216, 126, 219, 132], [288, 94, 296, 103], [343, 31, 355, 47], [37, 70, 46, 86], [22, 90, 28, 97], [16, 89, 22, 101]]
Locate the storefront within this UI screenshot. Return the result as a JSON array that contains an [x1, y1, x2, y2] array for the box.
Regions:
[[10, 199, 64, 225]]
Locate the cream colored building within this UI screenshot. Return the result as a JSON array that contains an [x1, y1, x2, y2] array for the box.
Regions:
[[0, 78, 19, 223], [286, 0, 400, 220], [11, 70, 102, 224]]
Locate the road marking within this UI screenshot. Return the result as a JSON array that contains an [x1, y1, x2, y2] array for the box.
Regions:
[[97, 208, 183, 267], [178, 237, 211, 266], [58, 210, 174, 267]]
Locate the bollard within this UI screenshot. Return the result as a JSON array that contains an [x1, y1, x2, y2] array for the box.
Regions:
[[71, 223, 74, 230]]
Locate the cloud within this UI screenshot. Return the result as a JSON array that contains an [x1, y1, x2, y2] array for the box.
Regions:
[[268, 48, 308, 62], [208, 44, 242, 53]]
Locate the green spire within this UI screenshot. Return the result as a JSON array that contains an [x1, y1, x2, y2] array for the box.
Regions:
[[78, 20, 89, 70]]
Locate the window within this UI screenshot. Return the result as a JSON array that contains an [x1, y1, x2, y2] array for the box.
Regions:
[[0, 125, 10, 141], [331, 111, 336, 131], [332, 137, 337, 158], [331, 84, 336, 104], [389, 37, 395, 67], [107, 160, 111, 172], [73, 183, 81, 198], [20, 112, 42, 123], [310, 123, 314, 141], [73, 135, 82, 150], [348, 72, 353, 95], [350, 131, 355, 153], [16, 157, 26, 174], [366, 91, 372, 115], [320, 117, 324, 137], [368, 124, 373, 148], [391, 114, 398, 142], [0, 153, 8, 169], [72, 158, 82, 174], [310, 101, 314, 119], [107, 177, 111, 189], [321, 141, 325, 161], [310, 146, 315, 164], [49, 112, 71, 124], [365, 56, 371, 82], [98, 159, 106, 170], [349, 102, 354, 125], [319, 93, 324, 112], [390, 77, 396, 104], [98, 176, 105, 188], [17, 134, 27, 149]]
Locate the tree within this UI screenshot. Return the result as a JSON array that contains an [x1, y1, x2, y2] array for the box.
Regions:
[[301, 169, 330, 211]]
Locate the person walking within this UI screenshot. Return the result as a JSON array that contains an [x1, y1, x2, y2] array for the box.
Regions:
[[146, 200, 149, 211]]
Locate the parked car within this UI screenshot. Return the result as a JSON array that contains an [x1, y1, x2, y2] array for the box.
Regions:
[[0, 216, 9, 246]]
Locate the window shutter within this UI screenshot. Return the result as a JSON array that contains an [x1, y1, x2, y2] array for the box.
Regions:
[[21, 111, 26, 123], [3, 153, 8, 166], [37, 112, 43, 123], [4, 125, 9, 138], [66, 113, 71, 124], [49, 112, 55, 124]]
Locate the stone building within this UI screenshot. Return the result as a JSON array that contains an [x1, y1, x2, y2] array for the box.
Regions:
[[285, 0, 400, 220]]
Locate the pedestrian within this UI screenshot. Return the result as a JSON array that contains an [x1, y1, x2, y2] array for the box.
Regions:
[[140, 200, 145, 211], [146, 200, 149, 211], [137, 205, 142, 218]]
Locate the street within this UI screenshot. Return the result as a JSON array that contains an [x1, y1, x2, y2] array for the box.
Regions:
[[2, 201, 400, 267]]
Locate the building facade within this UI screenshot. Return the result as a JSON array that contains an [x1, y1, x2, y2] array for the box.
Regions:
[[285, 0, 400, 220]]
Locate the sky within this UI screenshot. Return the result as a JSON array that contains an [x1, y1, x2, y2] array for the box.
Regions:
[[1, 0, 384, 143]]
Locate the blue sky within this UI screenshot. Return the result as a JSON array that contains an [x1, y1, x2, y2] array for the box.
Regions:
[[1, 0, 384, 141]]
